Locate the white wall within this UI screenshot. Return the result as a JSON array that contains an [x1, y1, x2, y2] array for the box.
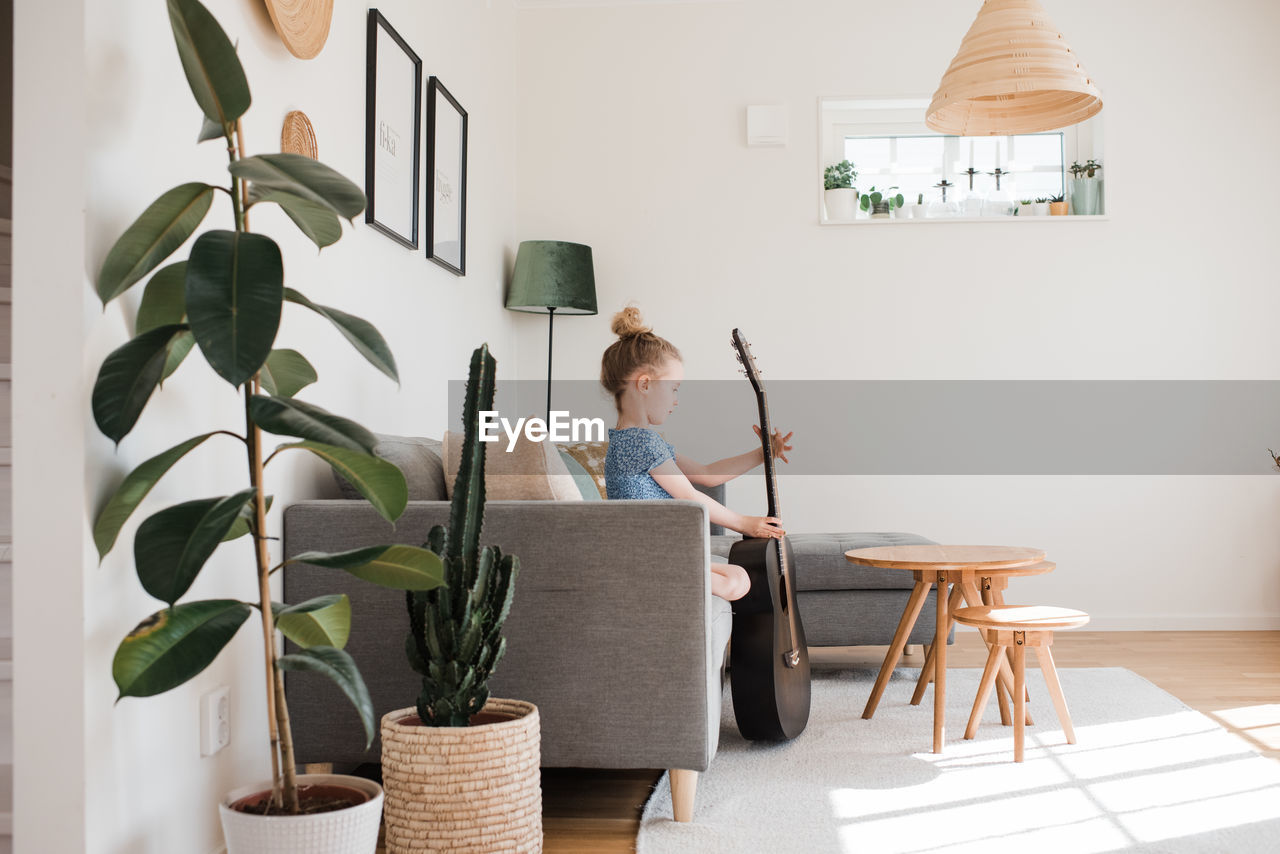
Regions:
[[514, 0, 1280, 629], [16, 0, 520, 851]]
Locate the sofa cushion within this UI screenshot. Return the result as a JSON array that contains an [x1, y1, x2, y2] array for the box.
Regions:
[[333, 434, 446, 501], [710, 531, 938, 591], [444, 428, 580, 501]]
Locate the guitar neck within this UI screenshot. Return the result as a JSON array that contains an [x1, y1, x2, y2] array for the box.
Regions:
[[755, 388, 780, 519]]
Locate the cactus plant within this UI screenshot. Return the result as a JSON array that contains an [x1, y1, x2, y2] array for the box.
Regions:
[[406, 344, 520, 726]]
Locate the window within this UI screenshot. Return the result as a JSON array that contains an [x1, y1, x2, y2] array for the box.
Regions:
[[819, 97, 1104, 220], [845, 132, 1065, 203]]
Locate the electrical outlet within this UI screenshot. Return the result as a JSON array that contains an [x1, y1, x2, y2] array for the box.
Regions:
[[201, 686, 231, 756]]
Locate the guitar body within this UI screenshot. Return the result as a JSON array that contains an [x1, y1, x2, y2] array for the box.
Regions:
[[729, 535, 811, 741], [726, 327, 812, 742]]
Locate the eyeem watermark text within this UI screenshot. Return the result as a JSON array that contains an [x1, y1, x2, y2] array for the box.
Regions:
[[479, 411, 606, 451]]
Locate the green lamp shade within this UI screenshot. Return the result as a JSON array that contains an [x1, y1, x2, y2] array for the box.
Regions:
[[506, 240, 598, 315]]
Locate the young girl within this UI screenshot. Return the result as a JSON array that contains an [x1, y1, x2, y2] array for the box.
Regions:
[[601, 307, 793, 602]]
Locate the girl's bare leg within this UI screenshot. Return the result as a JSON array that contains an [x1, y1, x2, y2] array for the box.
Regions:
[[711, 562, 751, 601]]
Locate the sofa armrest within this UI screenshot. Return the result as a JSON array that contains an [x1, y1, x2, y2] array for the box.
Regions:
[[283, 499, 720, 771]]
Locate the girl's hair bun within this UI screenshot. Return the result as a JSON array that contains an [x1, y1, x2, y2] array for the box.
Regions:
[[611, 306, 652, 339]]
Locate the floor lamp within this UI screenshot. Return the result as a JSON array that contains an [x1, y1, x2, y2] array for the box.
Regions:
[[505, 241, 598, 422]]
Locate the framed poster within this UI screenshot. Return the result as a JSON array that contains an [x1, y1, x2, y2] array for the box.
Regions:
[[365, 10, 421, 248], [426, 76, 468, 276]]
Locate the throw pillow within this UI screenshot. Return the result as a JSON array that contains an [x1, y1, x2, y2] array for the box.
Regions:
[[559, 440, 608, 499], [333, 434, 446, 501], [557, 447, 602, 501], [443, 425, 581, 501]]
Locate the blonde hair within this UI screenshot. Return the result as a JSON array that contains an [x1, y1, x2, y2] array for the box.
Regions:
[[600, 306, 682, 406]]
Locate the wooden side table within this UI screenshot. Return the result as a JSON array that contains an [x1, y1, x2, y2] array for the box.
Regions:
[[953, 605, 1091, 762], [911, 560, 1055, 726], [845, 545, 1049, 753]]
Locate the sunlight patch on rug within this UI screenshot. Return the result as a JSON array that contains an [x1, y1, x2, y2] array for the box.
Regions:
[[638, 668, 1280, 854]]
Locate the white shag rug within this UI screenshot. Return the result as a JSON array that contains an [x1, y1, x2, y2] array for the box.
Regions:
[[638, 667, 1280, 853]]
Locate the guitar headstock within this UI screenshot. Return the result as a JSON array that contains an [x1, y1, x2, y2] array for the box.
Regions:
[[731, 328, 764, 394]]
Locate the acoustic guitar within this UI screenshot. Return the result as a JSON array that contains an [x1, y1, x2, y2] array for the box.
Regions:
[[727, 328, 811, 741]]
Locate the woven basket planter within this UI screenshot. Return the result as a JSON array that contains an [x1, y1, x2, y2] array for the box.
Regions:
[[381, 699, 542, 853]]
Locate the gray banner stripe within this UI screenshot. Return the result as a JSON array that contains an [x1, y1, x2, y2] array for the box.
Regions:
[[447, 381, 1280, 475]]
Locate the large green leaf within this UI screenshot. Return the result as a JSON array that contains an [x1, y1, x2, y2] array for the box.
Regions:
[[284, 288, 398, 383], [229, 154, 365, 221], [136, 262, 188, 333], [276, 646, 375, 746], [166, 0, 250, 126], [134, 489, 258, 606], [289, 545, 446, 591], [93, 432, 219, 560], [278, 441, 407, 522], [97, 184, 214, 304], [92, 324, 190, 444], [254, 190, 342, 249], [273, 595, 351, 649], [260, 349, 317, 398], [186, 230, 283, 387], [137, 263, 193, 382], [197, 114, 226, 143], [160, 331, 196, 382], [113, 599, 251, 699], [222, 494, 274, 542], [249, 395, 377, 453]]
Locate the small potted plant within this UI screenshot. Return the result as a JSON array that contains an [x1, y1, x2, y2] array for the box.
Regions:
[[860, 185, 904, 219], [823, 160, 858, 222], [1016, 199, 1034, 216], [93, 3, 446, 851], [909, 192, 928, 220], [1048, 193, 1069, 215], [1069, 159, 1103, 215], [379, 344, 541, 853], [1031, 197, 1051, 216]]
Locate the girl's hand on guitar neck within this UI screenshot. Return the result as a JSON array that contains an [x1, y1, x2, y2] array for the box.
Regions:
[[739, 515, 785, 539], [752, 425, 794, 464]]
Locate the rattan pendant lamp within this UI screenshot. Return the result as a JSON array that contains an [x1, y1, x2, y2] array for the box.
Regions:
[[927, 0, 1102, 136]]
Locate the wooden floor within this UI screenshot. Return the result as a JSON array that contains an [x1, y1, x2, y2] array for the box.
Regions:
[[538, 631, 1280, 853]]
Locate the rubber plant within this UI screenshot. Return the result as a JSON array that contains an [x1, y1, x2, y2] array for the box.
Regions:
[[406, 344, 521, 726], [94, 0, 445, 813]]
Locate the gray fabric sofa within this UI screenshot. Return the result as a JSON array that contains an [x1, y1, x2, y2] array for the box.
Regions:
[[283, 436, 940, 816]]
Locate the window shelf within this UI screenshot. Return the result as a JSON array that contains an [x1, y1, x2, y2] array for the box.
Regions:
[[819, 215, 1108, 226]]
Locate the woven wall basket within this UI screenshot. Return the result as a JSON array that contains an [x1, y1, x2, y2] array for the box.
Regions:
[[381, 700, 542, 853], [927, 0, 1102, 136]]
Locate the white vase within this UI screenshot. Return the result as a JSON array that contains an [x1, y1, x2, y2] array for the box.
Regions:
[[219, 774, 384, 854], [824, 188, 857, 222]]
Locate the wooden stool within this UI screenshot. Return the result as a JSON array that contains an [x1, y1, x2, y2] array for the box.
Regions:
[[951, 605, 1090, 762]]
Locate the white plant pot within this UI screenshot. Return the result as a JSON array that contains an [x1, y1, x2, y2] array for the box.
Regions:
[[219, 774, 384, 854], [1031, 202, 1050, 216], [910, 204, 927, 219], [823, 188, 857, 222], [894, 205, 910, 219]]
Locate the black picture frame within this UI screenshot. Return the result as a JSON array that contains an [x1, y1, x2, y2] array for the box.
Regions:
[[426, 77, 468, 276], [365, 10, 422, 249]]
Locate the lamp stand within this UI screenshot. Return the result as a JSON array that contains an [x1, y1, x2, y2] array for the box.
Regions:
[[545, 306, 556, 423]]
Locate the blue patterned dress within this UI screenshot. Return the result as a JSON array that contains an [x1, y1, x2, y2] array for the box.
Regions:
[[605, 427, 677, 500]]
